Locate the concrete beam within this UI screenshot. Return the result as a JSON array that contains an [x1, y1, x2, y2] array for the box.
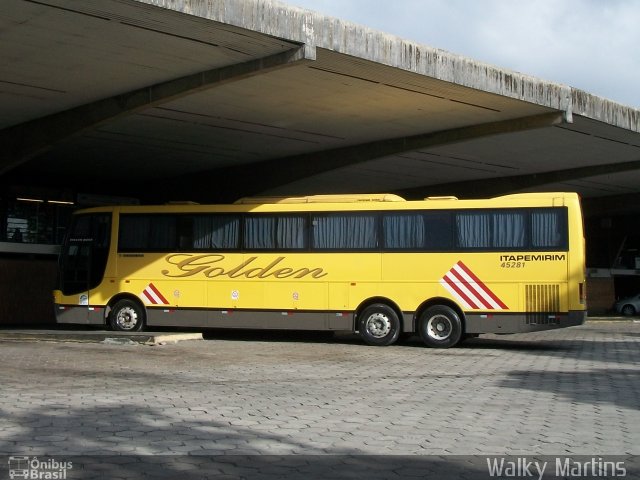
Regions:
[[168, 111, 565, 202], [398, 159, 640, 199], [139, 0, 639, 132], [582, 192, 640, 217], [0, 46, 312, 175]]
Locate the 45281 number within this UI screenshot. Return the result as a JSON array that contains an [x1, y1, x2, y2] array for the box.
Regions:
[[501, 262, 526, 268]]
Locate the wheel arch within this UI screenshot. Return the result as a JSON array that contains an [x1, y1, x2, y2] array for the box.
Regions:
[[354, 296, 404, 332], [415, 297, 466, 333], [106, 293, 147, 323]]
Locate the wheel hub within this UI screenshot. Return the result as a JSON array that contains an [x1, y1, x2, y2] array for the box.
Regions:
[[117, 307, 138, 330], [427, 314, 452, 340], [366, 313, 391, 338]]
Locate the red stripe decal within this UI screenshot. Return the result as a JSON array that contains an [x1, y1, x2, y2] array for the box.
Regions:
[[142, 289, 157, 305], [456, 261, 508, 309], [448, 267, 493, 309], [443, 275, 480, 309], [148, 283, 169, 305]]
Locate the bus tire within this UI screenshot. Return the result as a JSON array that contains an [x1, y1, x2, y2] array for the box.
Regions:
[[109, 299, 145, 332], [358, 303, 401, 346], [418, 305, 462, 348]]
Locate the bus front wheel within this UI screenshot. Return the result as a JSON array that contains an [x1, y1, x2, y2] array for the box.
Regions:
[[358, 303, 401, 346], [418, 305, 462, 348], [110, 299, 145, 332]]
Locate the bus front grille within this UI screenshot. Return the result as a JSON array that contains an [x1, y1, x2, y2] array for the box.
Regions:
[[525, 284, 560, 325]]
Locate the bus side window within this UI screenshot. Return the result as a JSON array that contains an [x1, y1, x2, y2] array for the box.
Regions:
[[455, 210, 527, 250], [532, 209, 567, 249], [383, 213, 425, 249], [456, 212, 491, 248], [244, 216, 276, 249], [119, 215, 176, 251], [492, 211, 526, 248], [149, 216, 176, 250], [177, 216, 194, 250], [312, 214, 378, 250], [244, 215, 307, 250], [119, 215, 149, 251], [276, 215, 306, 249], [193, 215, 240, 250], [423, 212, 453, 251]]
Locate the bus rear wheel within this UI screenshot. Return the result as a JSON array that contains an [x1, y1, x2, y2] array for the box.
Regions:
[[110, 299, 145, 332], [358, 303, 401, 346], [418, 305, 462, 348]]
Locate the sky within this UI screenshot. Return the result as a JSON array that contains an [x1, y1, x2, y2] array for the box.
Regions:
[[286, 0, 640, 108]]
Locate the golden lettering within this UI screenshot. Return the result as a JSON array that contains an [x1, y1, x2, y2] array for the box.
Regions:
[[273, 268, 294, 279], [295, 268, 328, 279], [161, 254, 328, 280], [162, 254, 224, 277], [204, 267, 225, 278], [258, 257, 285, 278], [227, 257, 258, 278]]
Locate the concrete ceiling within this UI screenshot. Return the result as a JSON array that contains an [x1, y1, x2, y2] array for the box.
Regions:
[[2, 0, 640, 211]]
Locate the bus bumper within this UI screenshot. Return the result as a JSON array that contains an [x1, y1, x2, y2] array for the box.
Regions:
[[53, 289, 106, 326], [466, 310, 586, 334], [54, 304, 88, 324], [54, 304, 107, 326]]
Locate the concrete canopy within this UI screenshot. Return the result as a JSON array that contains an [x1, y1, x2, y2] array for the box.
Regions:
[[2, 0, 640, 210]]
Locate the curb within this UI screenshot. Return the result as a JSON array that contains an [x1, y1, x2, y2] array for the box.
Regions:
[[0, 330, 203, 345], [586, 317, 639, 322]]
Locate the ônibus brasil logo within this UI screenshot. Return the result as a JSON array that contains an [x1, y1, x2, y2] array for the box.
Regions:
[[8, 456, 72, 479]]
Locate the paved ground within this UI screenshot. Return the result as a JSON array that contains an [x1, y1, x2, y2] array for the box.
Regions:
[[0, 321, 638, 478]]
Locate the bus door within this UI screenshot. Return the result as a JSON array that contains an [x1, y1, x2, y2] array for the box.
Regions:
[[58, 213, 111, 323]]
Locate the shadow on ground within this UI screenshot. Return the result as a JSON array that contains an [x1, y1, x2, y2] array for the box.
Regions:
[[0, 404, 502, 479]]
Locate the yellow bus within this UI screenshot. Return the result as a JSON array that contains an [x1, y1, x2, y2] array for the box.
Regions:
[[53, 192, 586, 348]]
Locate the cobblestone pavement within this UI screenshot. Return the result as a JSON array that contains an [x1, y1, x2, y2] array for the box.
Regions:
[[0, 322, 638, 478]]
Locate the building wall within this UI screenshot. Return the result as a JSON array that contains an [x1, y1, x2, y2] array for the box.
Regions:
[[0, 256, 57, 326], [586, 277, 616, 315]]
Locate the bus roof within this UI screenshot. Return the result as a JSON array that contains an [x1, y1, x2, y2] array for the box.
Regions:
[[233, 194, 406, 204], [72, 192, 580, 215]]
